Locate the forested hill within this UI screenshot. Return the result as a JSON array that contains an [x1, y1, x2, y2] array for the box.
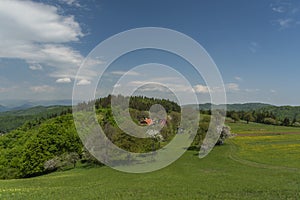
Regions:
[[184, 103, 300, 121], [257, 105, 300, 122], [183, 103, 272, 111], [0, 105, 71, 133]]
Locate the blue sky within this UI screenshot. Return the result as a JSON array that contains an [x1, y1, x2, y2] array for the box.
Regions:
[[0, 0, 300, 105]]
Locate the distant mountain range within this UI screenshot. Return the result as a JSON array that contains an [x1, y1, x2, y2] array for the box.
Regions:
[[0, 105, 8, 112], [1, 100, 300, 124], [0, 105, 71, 133], [183, 103, 273, 111], [0, 99, 72, 112]]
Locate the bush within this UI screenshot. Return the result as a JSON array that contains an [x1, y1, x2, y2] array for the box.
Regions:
[[263, 118, 277, 125]]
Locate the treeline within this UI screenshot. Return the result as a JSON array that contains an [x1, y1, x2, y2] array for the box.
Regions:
[[225, 110, 299, 126], [76, 95, 181, 113], [198, 103, 300, 127]]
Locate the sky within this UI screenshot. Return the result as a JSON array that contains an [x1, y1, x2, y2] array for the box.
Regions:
[[0, 0, 300, 105]]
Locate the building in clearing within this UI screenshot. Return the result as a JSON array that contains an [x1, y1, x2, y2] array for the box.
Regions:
[[140, 118, 153, 125]]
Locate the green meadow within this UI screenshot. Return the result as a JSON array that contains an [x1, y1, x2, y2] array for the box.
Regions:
[[0, 121, 299, 199], [228, 120, 300, 134]]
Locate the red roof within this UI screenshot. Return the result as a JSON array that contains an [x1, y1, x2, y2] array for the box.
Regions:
[[142, 118, 153, 125]]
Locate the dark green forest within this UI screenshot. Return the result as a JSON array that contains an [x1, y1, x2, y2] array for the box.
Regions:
[[0, 106, 72, 134]]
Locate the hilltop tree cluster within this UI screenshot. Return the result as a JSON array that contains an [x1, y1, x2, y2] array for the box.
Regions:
[[0, 95, 186, 179]]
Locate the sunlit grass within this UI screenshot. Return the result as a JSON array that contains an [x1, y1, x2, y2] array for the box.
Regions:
[[1, 122, 300, 199], [231, 134, 300, 169], [228, 121, 300, 134]]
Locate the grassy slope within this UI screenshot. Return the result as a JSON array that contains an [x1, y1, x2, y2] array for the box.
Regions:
[[0, 122, 300, 199]]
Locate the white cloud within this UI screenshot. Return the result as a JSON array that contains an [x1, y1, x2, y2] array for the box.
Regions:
[[111, 71, 140, 76], [0, 0, 84, 80], [194, 84, 209, 94], [56, 77, 72, 83], [0, 0, 83, 43], [139, 85, 169, 92], [194, 83, 240, 94], [226, 83, 240, 92], [30, 85, 55, 93], [272, 6, 285, 13], [60, 0, 81, 7], [270, 1, 300, 30], [29, 63, 43, 70], [113, 83, 121, 88], [277, 18, 293, 29], [270, 89, 277, 93], [234, 76, 242, 81], [77, 79, 91, 86]]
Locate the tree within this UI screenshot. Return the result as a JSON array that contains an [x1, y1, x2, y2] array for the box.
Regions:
[[62, 152, 80, 168], [44, 157, 60, 172], [216, 126, 232, 145], [282, 117, 290, 126], [292, 115, 297, 125], [231, 113, 240, 123], [263, 118, 276, 125], [244, 112, 254, 124]]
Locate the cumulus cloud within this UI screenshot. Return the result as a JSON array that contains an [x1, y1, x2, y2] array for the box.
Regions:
[[29, 63, 43, 70], [77, 79, 91, 86], [0, 0, 83, 43], [194, 83, 240, 94], [0, 0, 85, 80], [139, 85, 169, 92], [193, 84, 209, 94], [30, 85, 55, 93], [56, 77, 72, 83]]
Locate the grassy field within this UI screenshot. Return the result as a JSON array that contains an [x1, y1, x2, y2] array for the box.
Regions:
[[0, 122, 300, 199], [231, 134, 300, 169], [227, 120, 300, 134]]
